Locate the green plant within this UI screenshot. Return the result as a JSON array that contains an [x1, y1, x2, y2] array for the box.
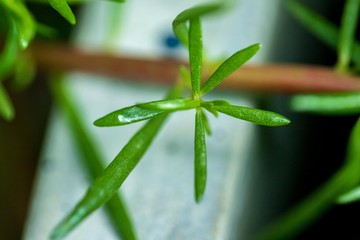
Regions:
[[49, 3, 290, 239], [3, 0, 360, 239]]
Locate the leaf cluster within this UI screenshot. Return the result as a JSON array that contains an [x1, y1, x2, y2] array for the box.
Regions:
[[50, 4, 290, 239], [96, 3, 290, 201], [0, 0, 36, 120], [0, 0, 125, 121]]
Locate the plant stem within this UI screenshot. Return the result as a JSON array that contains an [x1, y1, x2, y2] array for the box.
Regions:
[[29, 41, 360, 93]]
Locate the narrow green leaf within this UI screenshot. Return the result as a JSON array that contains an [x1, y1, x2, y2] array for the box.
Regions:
[[27, 0, 125, 3], [336, 0, 360, 72], [179, 65, 191, 89], [200, 109, 211, 136], [48, 0, 76, 25], [287, 0, 338, 48], [94, 105, 164, 127], [103, 2, 124, 50], [1, 0, 36, 49], [51, 86, 183, 240], [201, 100, 230, 117], [201, 43, 261, 95], [337, 185, 360, 204], [0, 21, 18, 81], [339, 116, 360, 186], [95, 98, 199, 127], [337, 108, 360, 204], [50, 78, 137, 240], [287, 0, 360, 67], [204, 107, 218, 118], [0, 83, 15, 121], [291, 93, 360, 115], [172, 3, 223, 46], [51, 113, 168, 240], [189, 17, 202, 95], [194, 108, 207, 203], [139, 98, 199, 111], [105, 0, 126, 3], [208, 101, 290, 126], [12, 54, 36, 90], [36, 23, 59, 38], [105, 196, 136, 240]]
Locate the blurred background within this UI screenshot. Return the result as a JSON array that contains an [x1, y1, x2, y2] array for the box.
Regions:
[[1, 0, 360, 239]]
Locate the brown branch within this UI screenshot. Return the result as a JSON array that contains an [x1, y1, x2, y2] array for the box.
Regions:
[[29, 41, 360, 93], [222, 64, 360, 93]]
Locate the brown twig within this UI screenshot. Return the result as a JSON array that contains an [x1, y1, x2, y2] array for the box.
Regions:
[[29, 41, 360, 93]]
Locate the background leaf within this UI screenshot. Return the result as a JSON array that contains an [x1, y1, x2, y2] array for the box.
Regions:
[[201, 43, 261, 95], [287, 0, 360, 67], [172, 3, 222, 46], [179, 65, 191, 89], [291, 93, 360, 115], [48, 0, 76, 25], [50, 78, 137, 240], [287, 0, 338, 47], [0, 21, 18, 81], [51, 113, 168, 240], [0, 82, 15, 121], [336, 0, 360, 72], [337, 185, 360, 204], [51, 85, 183, 239], [200, 110, 211, 136], [12, 53, 36, 90], [1, 0, 36, 49]]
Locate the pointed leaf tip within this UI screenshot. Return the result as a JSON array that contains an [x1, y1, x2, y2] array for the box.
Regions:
[[201, 43, 261, 95], [210, 101, 290, 127], [272, 115, 291, 126], [48, 0, 76, 25]]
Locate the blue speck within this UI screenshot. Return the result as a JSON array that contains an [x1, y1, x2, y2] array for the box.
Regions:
[[164, 35, 180, 49]]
